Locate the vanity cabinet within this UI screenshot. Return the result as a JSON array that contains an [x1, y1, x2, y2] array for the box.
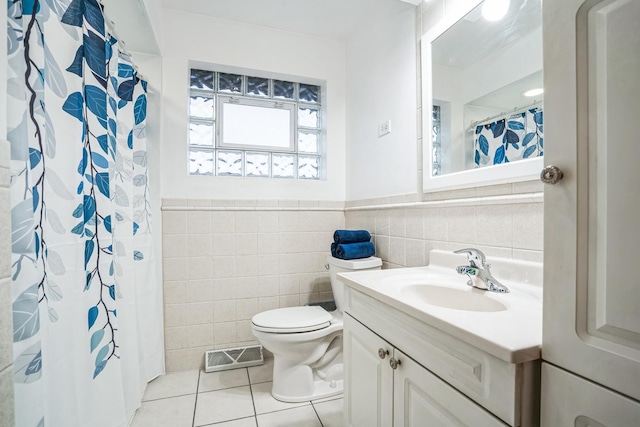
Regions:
[[343, 313, 393, 426], [343, 287, 540, 427], [344, 313, 507, 427]]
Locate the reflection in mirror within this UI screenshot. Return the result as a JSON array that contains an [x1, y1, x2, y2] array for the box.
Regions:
[[430, 0, 543, 177]]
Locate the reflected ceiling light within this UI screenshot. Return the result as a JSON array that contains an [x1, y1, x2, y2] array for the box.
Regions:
[[482, 0, 510, 21], [523, 88, 544, 97]]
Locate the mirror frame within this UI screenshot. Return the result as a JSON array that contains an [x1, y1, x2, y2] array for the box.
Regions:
[[421, 0, 543, 192]]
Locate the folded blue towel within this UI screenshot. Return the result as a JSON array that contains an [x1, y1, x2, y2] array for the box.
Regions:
[[333, 242, 375, 260], [331, 242, 338, 258], [333, 229, 371, 244]]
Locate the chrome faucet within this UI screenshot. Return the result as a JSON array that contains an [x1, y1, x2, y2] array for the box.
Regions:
[[454, 248, 509, 293]]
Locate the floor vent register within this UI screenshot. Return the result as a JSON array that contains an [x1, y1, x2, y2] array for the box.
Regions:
[[205, 345, 264, 373]]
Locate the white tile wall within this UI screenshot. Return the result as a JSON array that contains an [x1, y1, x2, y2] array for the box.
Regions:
[[162, 194, 543, 372], [0, 138, 14, 425], [162, 200, 344, 372], [346, 197, 543, 269]]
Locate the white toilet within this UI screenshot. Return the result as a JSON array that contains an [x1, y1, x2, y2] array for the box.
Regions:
[[251, 254, 382, 402]]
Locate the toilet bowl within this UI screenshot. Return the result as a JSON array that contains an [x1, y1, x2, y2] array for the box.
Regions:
[[251, 254, 382, 402]]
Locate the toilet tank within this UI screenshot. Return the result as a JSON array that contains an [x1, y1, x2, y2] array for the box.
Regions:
[[326, 255, 382, 312]]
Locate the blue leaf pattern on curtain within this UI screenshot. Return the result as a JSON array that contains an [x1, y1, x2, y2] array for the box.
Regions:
[[474, 108, 544, 167], [7, 0, 159, 425]]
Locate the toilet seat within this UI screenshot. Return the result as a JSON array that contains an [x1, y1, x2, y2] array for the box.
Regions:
[[252, 306, 333, 333]]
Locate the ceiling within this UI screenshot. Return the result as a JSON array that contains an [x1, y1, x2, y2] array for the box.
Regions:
[[103, 0, 161, 54], [432, 0, 542, 69], [160, 0, 415, 41], [467, 70, 543, 111]]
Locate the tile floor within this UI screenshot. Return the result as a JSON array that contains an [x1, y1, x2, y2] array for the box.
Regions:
[[131, 359, 343, 427]]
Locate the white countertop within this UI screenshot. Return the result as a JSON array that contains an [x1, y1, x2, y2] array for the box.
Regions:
[[338, 251, 543, 364]]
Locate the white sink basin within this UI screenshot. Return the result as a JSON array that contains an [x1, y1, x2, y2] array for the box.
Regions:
[[337, 249, 544, 363], [400, 284, 508, 312]]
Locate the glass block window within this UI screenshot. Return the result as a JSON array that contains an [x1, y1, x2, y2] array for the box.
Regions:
[[189, 123, 214, 146], [188, 67, 324, 179], [189, 96, 214, 118], [298, 132, 318, 153], [246, 152, 270, 177], [298, 155, 319, 179], [217, 150, 243, 176], [274, 80, 295, 100], [189, 149, 214, 175], [431, 105, 442, 176], [298, 107, 319, 128], [247, 76, 269, 97], [219, 73, 243, 94], [190, 69, 214, 90], [272, 154, 296, 178], [299, 84, 319, 103]]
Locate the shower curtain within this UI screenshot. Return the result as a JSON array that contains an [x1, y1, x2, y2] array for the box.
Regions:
[[474, 108, 544, 167], [7, 0, 164, 425]]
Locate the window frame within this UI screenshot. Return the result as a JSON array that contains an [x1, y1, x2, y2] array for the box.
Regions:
[[217, 95, 297, 152], [187, 67, 324, 180]]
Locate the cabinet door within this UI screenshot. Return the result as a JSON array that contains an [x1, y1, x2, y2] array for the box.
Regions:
[[543, 0, 640, 401], [541, 363, 640, 426], [343, 313, 393, 427], [393, 349, 507, 427]]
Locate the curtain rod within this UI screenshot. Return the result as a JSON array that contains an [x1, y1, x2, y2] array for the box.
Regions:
[[97, 0, 148, 82], [467, 99, 542, 131]]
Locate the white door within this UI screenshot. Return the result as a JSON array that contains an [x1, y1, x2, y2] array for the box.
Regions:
[[393, 349, 507, 427], [343, 314, 393, 427], [541, 363, 640, 426], [543, 0, 640, 402]]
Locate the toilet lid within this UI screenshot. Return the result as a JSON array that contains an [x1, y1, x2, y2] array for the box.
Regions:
[[252, 306, 333, 333]]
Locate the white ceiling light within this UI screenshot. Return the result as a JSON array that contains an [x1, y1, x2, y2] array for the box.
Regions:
[[523, 88, 544, 97], [482, 0, 510, 21]]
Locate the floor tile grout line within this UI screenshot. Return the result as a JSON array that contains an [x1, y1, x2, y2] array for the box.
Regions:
[[311, 395, 343, 405], [141, 391, 198, 403], [192, 369, 202, 427], [246, 367, 259, 425], [254, 402, 314, 417], [198, 415, 257, 426], [245, 366, 260, 427], [310, 401, 325, 427], [196, 383, 254, 395]]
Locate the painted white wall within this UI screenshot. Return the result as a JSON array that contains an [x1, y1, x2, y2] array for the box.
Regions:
[[103, 0, 160, 54], [345, 3, 417, 200], [432, 64, 466, 174], [141, 0, 163, 51], [159, 10, 347, 200]]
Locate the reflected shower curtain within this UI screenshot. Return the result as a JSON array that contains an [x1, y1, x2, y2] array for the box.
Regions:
[[7, 0, 163, 426], [473, 108, 544, 167]]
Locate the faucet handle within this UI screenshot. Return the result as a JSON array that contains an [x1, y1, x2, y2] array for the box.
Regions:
[[454, 248, 487, 268]]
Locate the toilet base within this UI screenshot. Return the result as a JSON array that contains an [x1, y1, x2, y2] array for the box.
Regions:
[[272, 378, 343, 403], [266, 332, 344, 403]]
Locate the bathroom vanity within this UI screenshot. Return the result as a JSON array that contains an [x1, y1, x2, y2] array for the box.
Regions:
[[339, 250, 542, 426]]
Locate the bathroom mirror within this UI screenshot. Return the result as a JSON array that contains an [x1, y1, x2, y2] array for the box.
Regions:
[[422, 0, 544, 192]]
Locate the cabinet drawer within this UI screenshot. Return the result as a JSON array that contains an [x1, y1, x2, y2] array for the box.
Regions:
[[345, 287, 539, 426]]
